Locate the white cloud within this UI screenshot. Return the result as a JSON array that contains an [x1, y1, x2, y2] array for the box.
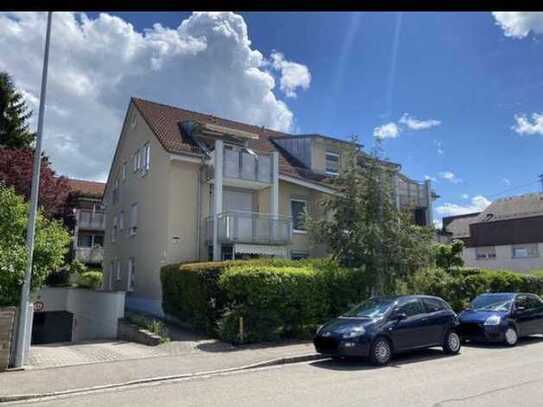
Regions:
[[270, 51, 311, 98], [434, 140, 444, 155], [461, 193, 469, 199], [0, 12, 310, 180], [438, 170, 463, 184], [435, 195, 491, 218], [492, 12, 543, 39], [373, 122, 400, 139], [503, 177, 511, 186], [424, 175, 437, 182], [399, 113, 441, 130], [512, 113, 543, 136]]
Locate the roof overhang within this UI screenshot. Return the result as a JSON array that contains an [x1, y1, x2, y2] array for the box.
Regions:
[[201, 123, 259, 140], [279, 174, 337, 195]]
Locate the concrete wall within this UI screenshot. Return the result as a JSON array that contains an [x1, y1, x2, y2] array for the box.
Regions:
[[0, 307, 16, 371], [463, 243, 543, 272], [36, 287, 125, 341]]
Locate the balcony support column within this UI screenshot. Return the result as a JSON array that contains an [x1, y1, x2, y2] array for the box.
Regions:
[[424, 179, 433, 227], [270, 152, 280, 245], [213, 140, 224, 261]]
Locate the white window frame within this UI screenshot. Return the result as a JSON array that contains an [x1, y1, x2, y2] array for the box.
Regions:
[[112, 215, 118, 242], [119, 210, 125, 232], [142, 143, 150, 173], [121, 161, 127, 181], [127, 257, 135, 292], [116, 260, 122, 281], [290, 198, 308, 234], [129, 202, 139, 236], [325, 151, 340, 176], [133, 149, 140, 173]]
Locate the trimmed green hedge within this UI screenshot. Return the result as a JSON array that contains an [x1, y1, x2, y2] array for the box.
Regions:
[[400, 267, 543, 311], [161, 259, 371, 341], [77, 271, 103, 290]]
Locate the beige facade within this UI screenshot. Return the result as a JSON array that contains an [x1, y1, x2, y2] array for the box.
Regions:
[[463, 243, 543, 272], [103, 105, 330, 315]]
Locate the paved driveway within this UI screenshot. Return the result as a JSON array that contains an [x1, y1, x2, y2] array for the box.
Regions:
[[27, 323, 232, 369]]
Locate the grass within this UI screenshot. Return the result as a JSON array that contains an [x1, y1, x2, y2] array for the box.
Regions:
[[126, 313, 170, 343]]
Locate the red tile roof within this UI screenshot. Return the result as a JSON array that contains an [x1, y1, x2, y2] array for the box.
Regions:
[[67, 178, 105, 198], [131, 97, 333, 186]]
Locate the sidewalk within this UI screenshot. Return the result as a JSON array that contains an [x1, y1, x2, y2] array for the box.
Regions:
[[0, 340, 319, 401]]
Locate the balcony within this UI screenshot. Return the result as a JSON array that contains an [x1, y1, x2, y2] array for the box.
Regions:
[[75, 246, 103, 264], [398, 181, 429, 209], [78, 211, 106, 230], [206, 211, 292, 245], [207, 148, 274, 189]]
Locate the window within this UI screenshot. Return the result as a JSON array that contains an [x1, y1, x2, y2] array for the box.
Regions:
[[112, 216, 118, 242], [121, 162, 127, 181], [127, 257, 135, 292], [115, 260, 121, 281], [109, 261, 114, 290], [129, 202, 139, 236], [422, 298, 448, 313], [325, 152, 340, 175], [133, 149, 140, 173], [119, 210, 125, 231], [290, 250, 309, 260], [94, 235, 104, 246], [78, 234, 92, 247], [512, 244, 539, 259], [142, 143, 150, 173], [112, 178, 120, 205], [290, 199, 307, 233], [397, 299, 426, 317], [475, 246, 496, 260]]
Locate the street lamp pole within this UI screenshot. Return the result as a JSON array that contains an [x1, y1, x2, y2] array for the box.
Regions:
[[14, 11, 53, 368]]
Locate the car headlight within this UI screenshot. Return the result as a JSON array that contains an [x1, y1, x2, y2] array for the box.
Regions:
[[342, 326, 365, 338], [484, 315, 501, 326]]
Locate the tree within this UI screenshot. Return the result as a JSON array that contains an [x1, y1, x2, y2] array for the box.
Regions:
[[432, 239, 464, 272], [306, 138, 433, 294], [0, 148, 71, 218], [0, 72, 36, 149], [0, 185, 71, 306]]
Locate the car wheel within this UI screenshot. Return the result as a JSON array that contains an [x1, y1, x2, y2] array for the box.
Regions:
[[369, 337, 392, 366], [443, 330, 461, 355], [504, 326, 518, 347]]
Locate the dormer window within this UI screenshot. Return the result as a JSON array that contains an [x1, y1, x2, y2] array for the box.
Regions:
[[325, 152, 340, 175]]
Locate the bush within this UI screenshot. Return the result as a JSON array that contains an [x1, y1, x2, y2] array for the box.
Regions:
[[401, 267, 543, 311], [77, 271, 103, 289], [161, 259, 372, 342], [126, 314, 169, 343], [45, 268, 72, 287]]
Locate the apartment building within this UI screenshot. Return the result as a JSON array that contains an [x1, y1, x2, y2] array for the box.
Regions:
[[102, 98, 436, 316], [67, 179, 106, 267], [443, 193, 543, 272]]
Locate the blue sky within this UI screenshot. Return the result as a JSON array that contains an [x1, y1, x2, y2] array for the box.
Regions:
[[2, 12, 543, 226]]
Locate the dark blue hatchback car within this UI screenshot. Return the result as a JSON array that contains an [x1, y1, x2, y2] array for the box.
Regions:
[[458, 292, 543, 346], [313, 295, 461, 365]]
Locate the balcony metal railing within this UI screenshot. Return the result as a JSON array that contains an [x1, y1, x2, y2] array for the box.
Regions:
[[75, 246, 104, 264], [78, 211, 106, 230], [206, 210, 292, 245]]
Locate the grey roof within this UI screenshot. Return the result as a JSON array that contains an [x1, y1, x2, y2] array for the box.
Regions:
[[477, 193, 543, 223], [443, 212, 481, 238]]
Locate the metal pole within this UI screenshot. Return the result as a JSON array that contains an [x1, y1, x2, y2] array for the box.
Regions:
[[14, 11, 53, 368]]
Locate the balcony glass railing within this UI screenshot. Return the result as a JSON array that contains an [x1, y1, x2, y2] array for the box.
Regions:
[[75, 246, 104, 264], [398, 181, 429, 208], [78, 211, 106, 230], [206, 211, 291, 245], [222, 149, 273, 183]]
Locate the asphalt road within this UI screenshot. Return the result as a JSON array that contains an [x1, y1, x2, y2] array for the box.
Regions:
[[11, 337, 543, 407]]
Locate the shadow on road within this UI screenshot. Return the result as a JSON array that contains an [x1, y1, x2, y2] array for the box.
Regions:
[[463, 334, 543, 349], [310, 348, 454, 371]]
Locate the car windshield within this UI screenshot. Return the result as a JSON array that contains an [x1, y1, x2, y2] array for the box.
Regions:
[[470, 295, 513, 312], [342, 298, 395, 318]]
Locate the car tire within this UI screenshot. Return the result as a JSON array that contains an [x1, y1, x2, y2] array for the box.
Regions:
[[369, 337, 392, 366], [443, 330, 462, 355], [504, 326, 518, 347]]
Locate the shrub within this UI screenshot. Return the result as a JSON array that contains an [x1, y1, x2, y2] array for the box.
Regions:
[[126, 314, 169, 343], [45, 267, 72, 287], [77, 271, 103, 290]]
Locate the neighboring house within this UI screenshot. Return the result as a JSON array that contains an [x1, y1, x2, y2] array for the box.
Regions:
[[102, 97, 437, 316], [443, 193, 543, 272], [67, 179, 106, 268]]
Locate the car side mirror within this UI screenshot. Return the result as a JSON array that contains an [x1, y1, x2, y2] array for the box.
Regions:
[[393, 312, 407, 321]]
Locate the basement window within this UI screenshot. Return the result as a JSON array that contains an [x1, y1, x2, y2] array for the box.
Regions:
[[512, 244, 539, 259]]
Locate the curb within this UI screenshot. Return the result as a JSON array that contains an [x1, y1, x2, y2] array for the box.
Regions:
[[0, 353, 325, 404]]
